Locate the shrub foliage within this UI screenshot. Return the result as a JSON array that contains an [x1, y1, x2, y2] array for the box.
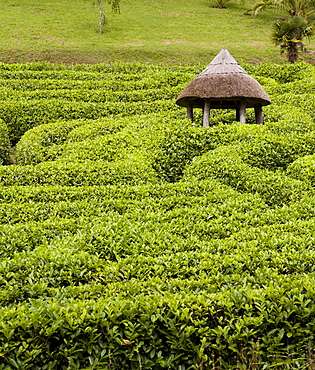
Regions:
[[1, 61, 315, 369], [0, 118, 10, 164]]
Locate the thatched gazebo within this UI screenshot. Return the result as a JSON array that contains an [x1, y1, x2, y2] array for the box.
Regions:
[[176, 48, 271, 126]]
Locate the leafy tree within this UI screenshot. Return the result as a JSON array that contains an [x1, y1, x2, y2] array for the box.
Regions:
[[93, 0, 121, 34], [271, 16, 314, 62]]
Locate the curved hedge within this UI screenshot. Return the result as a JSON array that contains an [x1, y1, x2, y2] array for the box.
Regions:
[[2, 61, 315, 369], [0, 119, 10, 165], [0, 157, 158, 186], [183, 145, 312, 206], [1, 99, 177, 144], [287, 154, 315, 186]]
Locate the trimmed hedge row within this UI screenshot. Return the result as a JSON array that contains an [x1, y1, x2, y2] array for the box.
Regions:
[[239, 131, 315, 171], [0, 86, 183, 103], [243, 61, 315, 83], [0, 99, 177, 144], [0, 158, 158, 186], [272, 93, 315, 119], [0, 119, 10, 164], [0, 61, 200, 74], [184, 145, 312, 206], [151, 122, 268, 182], [15, 120, 88, 165], [15, 114, 187, 165], [1, 279, 315, 369], [2, 61, 315, 369], [0, 77, 187, 92], [3, 60, 312, 82], [0, 69, 194, 83], [0, 218, 82, 258], [287, 154, 315, 186], [0, 178, 255, 203]]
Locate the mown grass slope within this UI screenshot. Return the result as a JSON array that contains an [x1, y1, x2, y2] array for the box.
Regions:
[[2, 0, 314, 65]]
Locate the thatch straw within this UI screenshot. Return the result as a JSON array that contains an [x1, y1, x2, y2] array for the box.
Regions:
[[176, 48, 271, 109]]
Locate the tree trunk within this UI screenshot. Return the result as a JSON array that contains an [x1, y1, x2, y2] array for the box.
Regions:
[[99, 2, 104, 34], [288, 41, 298, 63]]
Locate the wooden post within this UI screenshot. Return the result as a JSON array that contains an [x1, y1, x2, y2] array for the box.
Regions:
[[254, 104, 263, 124], [203, 99, 211, 127], [239, 100, 246, 124], [187, 103, 193, 121], [236, 108, 240, 122]]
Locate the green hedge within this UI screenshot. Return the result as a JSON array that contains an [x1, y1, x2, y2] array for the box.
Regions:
[[239, 131, 315, 171], [0, 219, 82, 258], [287, 154, 315, 186], [184, 145, 312, 206], [1, 284, 315, 369], [264, 105, 314, 134], [151, 122, 266, 182], [1, 180, 315, 368], [16, 119, 134, 165], [243, 61, 315, 83], [272, 93, 315, 120], [0, 119, 10, 164], [0, 157, 158, 186], [2, 61, 315, 369], [0, 77, 184, 92], [0, 99, 177, 144], [15, 120, 87, 165], [15, 113, 183, 165], [0, 86, 183, 103]]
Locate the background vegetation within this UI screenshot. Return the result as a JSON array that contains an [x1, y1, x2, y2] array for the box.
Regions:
[[1, 0, 314, 65]]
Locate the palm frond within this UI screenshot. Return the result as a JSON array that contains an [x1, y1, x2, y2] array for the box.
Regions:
[[251, 0, 278, 16], [252, 0, 315, 19]]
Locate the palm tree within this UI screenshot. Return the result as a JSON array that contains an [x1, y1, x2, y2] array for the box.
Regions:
[[252, 0, 315, 19], [271, 16, 314, 62]]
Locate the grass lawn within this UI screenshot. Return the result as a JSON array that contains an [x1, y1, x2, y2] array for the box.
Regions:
[[1, 0, 314, 65]]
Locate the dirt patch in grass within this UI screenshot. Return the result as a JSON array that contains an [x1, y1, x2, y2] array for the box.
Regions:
[[123, 42, 145, 47], [0, 49, 197, 65], [0, 47, 286, 66], [303, 49, 315, 63], [0, 50, 112, 65], [41, 36, 75, 46], [163, 40, 189, 45]]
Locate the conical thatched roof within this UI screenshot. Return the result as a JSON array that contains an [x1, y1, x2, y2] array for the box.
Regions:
[[176, 48, 271, 109]]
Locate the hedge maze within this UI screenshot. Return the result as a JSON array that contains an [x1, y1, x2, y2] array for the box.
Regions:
[[1, 62, 315, 369]]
